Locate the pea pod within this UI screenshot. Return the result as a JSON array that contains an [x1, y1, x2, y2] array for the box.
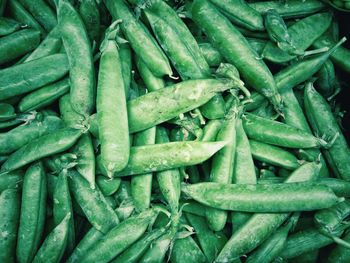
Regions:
[[105, 0, 172, 77], [0, 103, 16, 121], [0, 17, 22, 36], [78, 0, 100, 44], [128, 79, 235, 133], [59, 94, 85, 128], [135, 55, 165, 92], [0, 53, 69, 100], [97, 24, 129, 176], [192, 0, 282, 111], [16, 162, 47, 263], [170, 235, 207, 263], [58, 0, 95, 117], [199, 42, 223, 67], [316, 59, 341, 99], [96, 176, 121, 196], [0, 170, 23, 192], [1, 127, 83, 173], [32, 213, 71, 263], [0, 189, 20, 263]]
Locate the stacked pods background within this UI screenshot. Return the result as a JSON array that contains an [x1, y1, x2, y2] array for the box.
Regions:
[[1, 0, 350, 262]]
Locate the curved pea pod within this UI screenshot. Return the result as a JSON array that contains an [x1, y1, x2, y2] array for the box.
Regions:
[[78, 0, 100, 44], [105, 0, 172, 77], [71, 133, 95, 189], [243, 113, 328, 149], [128, 79, 234, 133], [16, 162, 47, 263], [262, 12, 332, 64], [53, 170, 75, 256], [97, 30, 129, 176], [0, 103, 16, 121], [328, 231, 350, 263], [249, 0, 326, 19], [102, 140, 226, 177], [250, 140, 301, 170], [209, 0, 264, 31], [112, 227, 167, 263], [155, 127, 181, 214], [192, 0, 282, 112], [1, 128, 83, 173], [215, 162, 321, 262], [32, 213, 71, 263], [59, 94, 85, 128], [69, 169, 119, 233], [0, 189, 20, 263], [80, 209, 157, 263], [96, 176, 121, 196], [186, 213, 227, 262], [18, 0, 56, 31], [18, 78, 70, 112], [0, 170, 23, 192], [304, 84, 350, 180], [0, 53, 69, 100], [199, 42, 223, 67], [0, 115, 64, 155], [170, 235, 207, 263], [0, 17, 22, 36], [58, 0, 95, 117], [0, 28, 41, 65]]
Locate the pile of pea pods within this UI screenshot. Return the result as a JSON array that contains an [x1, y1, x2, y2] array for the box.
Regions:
[[1, 0, 350, 262]]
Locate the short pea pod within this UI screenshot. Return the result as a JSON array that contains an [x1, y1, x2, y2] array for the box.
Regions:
[[0, 29, 40, 65], [262, 12, 332, 63], [0, 115, 64, 155], [170, 235, 207, 263], [131, 127, 156, 212], [0, 170, 23, 192], [192, 0, 282, 111], [78, 0, 100, 44], [58, 0, 95, 117], [80, 209, 157, 263], [206, 100, 237, 231], [209, 0, 264, 31], [0, 53, 69, 100], [97, 27, 129, 176], [32, 213, 71, 263], [304, 83, 350, 180], [243, 113, 328, 149], [16, 162, 47, 263], [1, 127, 83, 173], [105, 0, 172, 77], [0, 189, 20, 263], [18, 0, 56, 31], [53, 170, 75, 256], [128, 79, 234, 133], [69, 169, 119, 233]]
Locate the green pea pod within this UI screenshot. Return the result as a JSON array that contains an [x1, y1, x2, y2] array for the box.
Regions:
[[247, 37, 267, 55], [215, 162, 321, 262], [24, 26, 62, 63], [199, 42, 223, 67], [0, 53, 69, 100], [0, 170, 23, 192], [209, 0, 264, 31], [71, 133, 95, 189], [87, 113, 99, 138], [16, 162, 47, 263], [243, 113, 328, 149], [97, 140, 226, 177], [304, 83, 350, 180], [112, 227, 167, 263], [186, 213, 227, 262], [120, 42, 132, 96], [170, 236, 207, 263], [0, 103, 16, 121], [155, 127, 181, 214], [78, 0, 100, 44], [59, 94, 85, 128], [135, 55, 165, 92], [315, 59, 340, 98], [318, 178, 350, 197], [53, 170, 75, 256], [32, 213, 71, 263], [0, 189, 20, 263], [131, 127, 156, 212], [192, 0, 282, 112], [58, 0, 95, 117], [262, 12, 332, 63], [69, 169, 119, 233], [0, 17, 22, 36], [18, 0, 56, 31], [328, 231, 350, 263], [96, 176, 121, 196], [250, 140, 301, 170], [201, 119, 223, 142], [105, 0, 172, 77], [1, 127, 83, 173], [18, 78, 69, 112], [80, 209, 157, 263], [8, 0, 46, 36], [249, 0, 326, 19], [97, 26, 129, 176], [128, 79, 235, 133]]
